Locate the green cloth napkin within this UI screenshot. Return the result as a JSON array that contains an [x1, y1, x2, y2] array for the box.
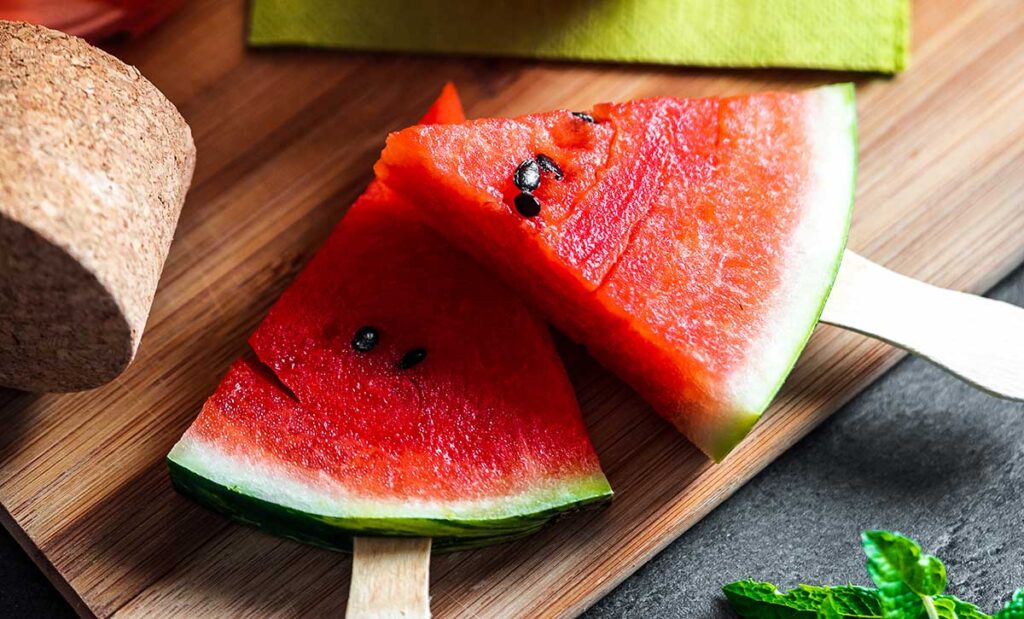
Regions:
[[249, 0, 908, 74]]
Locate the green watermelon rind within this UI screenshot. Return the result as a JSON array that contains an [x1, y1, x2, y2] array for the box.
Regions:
[[167, 457, 612, 553], [706, 83, 857, 461]]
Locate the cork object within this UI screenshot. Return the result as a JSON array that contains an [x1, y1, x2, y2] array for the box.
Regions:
[[0, 21, 195, 392]]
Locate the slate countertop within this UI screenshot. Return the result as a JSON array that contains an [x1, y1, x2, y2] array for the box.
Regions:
[[2, 264, 1023, 617]]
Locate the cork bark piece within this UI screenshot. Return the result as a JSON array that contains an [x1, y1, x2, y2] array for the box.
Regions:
[[0, 21, 196, 392]]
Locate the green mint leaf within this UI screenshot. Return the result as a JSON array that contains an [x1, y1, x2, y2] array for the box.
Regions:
[[862, 531, 947, 597], [995, 589, 1024, 619], [723, 580, 818, 617], [819, 585, 886, 617], [879, 588, 927, 619], [933, 595, 991, 619], [819, 594, 844, 619], [723, 579, 882, 618]]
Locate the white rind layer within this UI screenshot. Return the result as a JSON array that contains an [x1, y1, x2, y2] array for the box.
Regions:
[[168, 433, 609, 521], [715, 85, 856, 456]]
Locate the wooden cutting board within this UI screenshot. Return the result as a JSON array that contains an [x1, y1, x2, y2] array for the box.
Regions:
[[1, 0, 1021, 616]]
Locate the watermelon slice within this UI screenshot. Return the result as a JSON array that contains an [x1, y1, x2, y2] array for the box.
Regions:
[[167, 85, 611, 551], [377, 84, 856, 460]]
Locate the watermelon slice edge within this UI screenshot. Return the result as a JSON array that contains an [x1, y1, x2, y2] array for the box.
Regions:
[[704, 84, 856, 458]]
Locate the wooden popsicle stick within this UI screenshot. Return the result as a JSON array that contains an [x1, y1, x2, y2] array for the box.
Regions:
[[347, 537, 431, 619], [820, 251, 1024, 400]]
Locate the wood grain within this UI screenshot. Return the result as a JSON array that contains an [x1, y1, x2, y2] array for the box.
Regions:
[[0, 0, 1021, 616], [822, 251, 1024, 400], [348, 538, 431, 619]]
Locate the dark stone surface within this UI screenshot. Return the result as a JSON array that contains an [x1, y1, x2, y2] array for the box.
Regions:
[[0, 266, 1020, 617], [0, 530, 74, 617]]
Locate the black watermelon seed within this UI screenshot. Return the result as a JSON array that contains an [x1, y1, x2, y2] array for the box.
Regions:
[[398, 347, 427, 369], [535, 154, 563, 180], [514, 192, 541, 217], [352, 326, 380, 352], [571, 111, 596, 123], [513, 159, 541, 193]]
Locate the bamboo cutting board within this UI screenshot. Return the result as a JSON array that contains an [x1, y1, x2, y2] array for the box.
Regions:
[[1, 0, 1022, 616]]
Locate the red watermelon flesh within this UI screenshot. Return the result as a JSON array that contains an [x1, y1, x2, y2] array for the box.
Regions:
[[377, 85, 856, 460], [168, 86, 611, 550]]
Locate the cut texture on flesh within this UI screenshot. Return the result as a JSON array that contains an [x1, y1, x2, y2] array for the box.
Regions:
[[167, 85, 611, 551], [377, 84, 856, 460]]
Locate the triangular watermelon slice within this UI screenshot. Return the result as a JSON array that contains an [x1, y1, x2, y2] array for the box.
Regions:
[[168, 85, 611, 551], [377, 84, 856, 460]]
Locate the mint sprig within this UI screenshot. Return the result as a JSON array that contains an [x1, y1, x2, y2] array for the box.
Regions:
[[862, 530, 946, 618], [724, 531, 1014, 619]]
